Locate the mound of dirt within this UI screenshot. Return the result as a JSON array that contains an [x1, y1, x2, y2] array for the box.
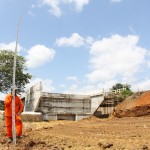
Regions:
[[112, 91, 150, 118]]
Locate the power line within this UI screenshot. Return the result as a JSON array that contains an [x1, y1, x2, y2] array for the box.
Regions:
[[130, 76, 150, 85]]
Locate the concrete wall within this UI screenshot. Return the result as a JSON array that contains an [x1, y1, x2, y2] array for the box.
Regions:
[[23, 82, 105, 121], [97, 106, 114, 115], [36, 92, 104, 121], [25, 82, 42, 111], [38, 93, 91, 114], [91, 94, 104, 114], [42, 113, 92, 121]]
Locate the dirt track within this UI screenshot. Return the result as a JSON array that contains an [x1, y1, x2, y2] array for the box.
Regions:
[[0, 116, 150, 150]]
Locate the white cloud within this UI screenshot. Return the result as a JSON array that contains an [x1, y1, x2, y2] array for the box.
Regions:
[[147, 61, 150, 68], [62, 0, 90, 12], [59, 84, 66, 88], [66, 76, 78, 81], [26, 44, 55, 68], [146, 51, 150, 68], [87, 34, 148, 84], [38, 0, 90, 16], [25, 78, 42, 89], [40, 0, 62, 17], [63, 82, 106, 95], [63, 84, 78, 94], [86, 69, 115, 83], [132, 79, 150, 92], [25, 78, 55, 93], [0, 93, 5, 101], [56, 33, 84, 47], [110, 0, 123, 3], [42, 79, 55, 92], [0, 42, 22, 52], [73, 0, 90, 12], [86, 36, 94, 45]]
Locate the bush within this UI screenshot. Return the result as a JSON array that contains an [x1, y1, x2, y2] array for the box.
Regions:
[[116, 90, 133, 102], [0, 104, 4, 110]]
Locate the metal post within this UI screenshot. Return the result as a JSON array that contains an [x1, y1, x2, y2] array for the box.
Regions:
[[12, 17, 21, 145]]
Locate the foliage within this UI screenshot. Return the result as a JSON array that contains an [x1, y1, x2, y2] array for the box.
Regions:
[[111, 83, 131, 91], [0, 103, 4, 110], [0, 50, 32, 93], [116, 90, 133, 102], [111, 83, 133, 102]]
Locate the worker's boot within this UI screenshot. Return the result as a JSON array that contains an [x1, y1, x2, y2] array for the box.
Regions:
[[8, 137, 13, 143], [16, 135, 23, 139], [16, 136, 20, 139]]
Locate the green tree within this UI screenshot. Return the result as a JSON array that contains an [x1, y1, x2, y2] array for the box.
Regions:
[[0, 103, 4, 110], [0, 50, 32, 93], [111, 83, 133, 102], [111, 83, 131, 91]]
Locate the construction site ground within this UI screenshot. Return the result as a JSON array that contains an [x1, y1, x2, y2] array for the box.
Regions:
[[0, 116, 150, 150]]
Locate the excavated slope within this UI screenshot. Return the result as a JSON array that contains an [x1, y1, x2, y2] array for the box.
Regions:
[[112, 91, 150, 117]]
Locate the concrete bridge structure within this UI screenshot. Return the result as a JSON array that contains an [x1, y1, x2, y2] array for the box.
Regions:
[[23, 82, 105, 121]]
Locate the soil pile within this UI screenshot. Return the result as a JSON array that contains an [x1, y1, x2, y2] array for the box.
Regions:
[[112, 91, 150, 117]]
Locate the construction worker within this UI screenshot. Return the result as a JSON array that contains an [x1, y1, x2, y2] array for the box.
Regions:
[[4, 88, 24, 143]]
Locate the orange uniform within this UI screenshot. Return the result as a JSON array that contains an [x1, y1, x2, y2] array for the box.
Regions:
[[4, 93, 24, 138]]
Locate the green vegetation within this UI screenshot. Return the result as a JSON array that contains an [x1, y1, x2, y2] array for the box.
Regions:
[[111, 83, 131, 91], [0, 50, 32, 93], [0, 103, 4, 110], [111, 83, 133, 102], [116, 90, 133, 102]]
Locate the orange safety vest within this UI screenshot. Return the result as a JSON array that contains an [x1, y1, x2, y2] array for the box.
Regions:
[[4, 94, 24, 117]]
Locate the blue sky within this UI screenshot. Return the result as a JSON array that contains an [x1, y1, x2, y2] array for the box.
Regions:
[[0, 0, 150, 99]]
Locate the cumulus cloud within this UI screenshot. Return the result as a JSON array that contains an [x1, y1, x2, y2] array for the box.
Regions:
[[87, 34, 147, 84], [42, 79, 55, 92], [38, 0, 90, 16], [59, 84, 66, 88], [86, 36, 94, 45], [147, 62, 150, 68], [87, 69, 115, 83], [26, 44, 55, 68], [66, 76, 78, 81], [25, 78, 55, 93], [72, 0, 90, 12], [132, 79, 150, 92], [41, 0, 62, 17], [63, 82, 106, 95], [0, 42, 22, 52], [63, 84, 78, 94], [56, 33, 84, 47], [146, 51, 150, 68]]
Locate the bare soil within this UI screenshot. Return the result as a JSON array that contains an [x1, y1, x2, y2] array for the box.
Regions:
[[112, 91, 150, 117], [0, 116, 150, 150]]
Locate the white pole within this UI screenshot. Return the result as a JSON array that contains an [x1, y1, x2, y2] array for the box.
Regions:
[[12, 17, 21, 145]]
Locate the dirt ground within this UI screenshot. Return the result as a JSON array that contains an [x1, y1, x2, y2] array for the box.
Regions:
[[0, 116, 150, 150]]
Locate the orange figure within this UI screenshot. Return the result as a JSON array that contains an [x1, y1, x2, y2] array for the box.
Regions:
[[4, 88, 24, 143]]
